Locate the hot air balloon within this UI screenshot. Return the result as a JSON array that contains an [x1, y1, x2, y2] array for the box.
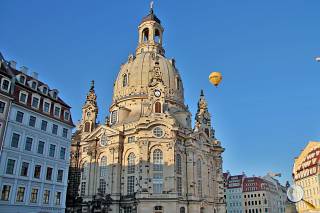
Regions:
[[209, 72, 222, 87]]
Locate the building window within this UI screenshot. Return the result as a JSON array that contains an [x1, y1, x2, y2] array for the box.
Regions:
[[55, 192, 61, 205], [49, 144, 56, 157], [197, 159, 202, 197], [54, 106, 61, 117], [111, 110, 117, 124], [31, 81, 37, 90], [25, 137, 33, 151], [32, 96, 40, 108], [99, 179, 106, 194], [57, 170, 63, 182], [127, 153, 135, 174], [153, 149, 163, 171], [153, 127, 164, 138], [43, 102, 50, 113], [46, 167, 53, 181], [84, 122, 91, 132], [128, 136, 135, 143], [100, 156, 107, 177], [43, 190, 50, 204], [1, 79, 10, 92], [16, 111, 24, 123], [127, 176, 134, 195], [34, 165, 41, 179], [176, 154, 182, 175], [153, 149, 163, 194], [1, 185, 11, 201], [37, 141, 45, 154], [30, 188, 38, 203], [177, 177, 182, 196], [0, 101, 5, 113], [42, 87, 48, 94], [19, 75, 26, 84], [20, 162, 29, 176], [123, 74, 128, 87], [11, 133, 20, 148], [60, 147, 66, 160], [82, 162, 88, 180], [41, 120, 48, 131], [6, 159, 15, 174], [29, 116, 36, 127], [19, 92, 27, 104], [80, 182, 86, 196], [16, 187, 25, 202], [154, 206, 163, 213], [155, 102, 162, 113], [124, 207, 132, 213], [64, 111, 70, 121], [62, 128, 68, 138], [52, 124, 58, 135], [180, 207, 185, 213]]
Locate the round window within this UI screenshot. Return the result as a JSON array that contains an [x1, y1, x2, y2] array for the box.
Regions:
[[153, 127, 164, 138]]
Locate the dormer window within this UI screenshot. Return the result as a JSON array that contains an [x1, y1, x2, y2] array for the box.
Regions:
[[43, 87, 48, 95], [1, 78, 10, 92], [31, 81, 37, 90], [64, 111, 70, 121], [53, 91, 57, 99], [123, 74, 128, 87], [19, 75, 26, 84]]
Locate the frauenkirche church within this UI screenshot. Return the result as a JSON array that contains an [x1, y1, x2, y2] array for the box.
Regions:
[[67, 4, 225, 213]]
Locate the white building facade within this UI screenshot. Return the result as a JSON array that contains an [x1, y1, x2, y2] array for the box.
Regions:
[[0, 59, 74, 213]]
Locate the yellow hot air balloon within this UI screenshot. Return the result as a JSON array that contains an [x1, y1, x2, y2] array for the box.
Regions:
[[209, 72, 222, 87]]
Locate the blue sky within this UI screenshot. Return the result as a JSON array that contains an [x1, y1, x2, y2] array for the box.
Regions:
[[1, 0, 320, 184]]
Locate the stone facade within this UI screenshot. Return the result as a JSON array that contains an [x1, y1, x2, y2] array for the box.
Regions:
[[67, 6, 225, 213]]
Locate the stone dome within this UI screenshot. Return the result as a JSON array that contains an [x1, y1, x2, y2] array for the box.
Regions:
[[112, 52, 184, 105]]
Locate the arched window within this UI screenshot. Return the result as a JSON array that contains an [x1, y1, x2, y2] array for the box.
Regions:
[[84, 122, 90, 132], [154, 206, 163, 213], [155, 102, 162, 113], [154, 29, 161, 43], [200, 207, 205, 213], [100, 156, 107, 177], [142, 28, 149, 42], [197, 159, 202, 197], [180, 207, 185, 213], [123, 74, 128, 87], [176, 154, 182, 175], [82, 161, 88, 180], [127, 153, 135, 174]]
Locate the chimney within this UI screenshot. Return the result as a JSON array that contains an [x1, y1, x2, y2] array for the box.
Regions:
[[20, 66, 28, 74], [31, 72, 38, 79], [9, 61, 17, 69]]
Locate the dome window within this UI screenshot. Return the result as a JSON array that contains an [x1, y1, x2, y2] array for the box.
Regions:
[[122, 74, 128, 87], [142, 28, 149, 42], [154, 102, 162, 113]]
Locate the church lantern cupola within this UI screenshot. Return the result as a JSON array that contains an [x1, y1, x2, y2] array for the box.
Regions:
[[81, 80, 98, 133], [136, 2, 165, 56]]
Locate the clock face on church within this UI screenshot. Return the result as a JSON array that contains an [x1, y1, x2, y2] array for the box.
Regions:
[[154, 89, 161, 97]]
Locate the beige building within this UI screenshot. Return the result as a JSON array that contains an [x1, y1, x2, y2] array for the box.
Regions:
[[67, 6, 225, 213], [293, 141, 320, 212]]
